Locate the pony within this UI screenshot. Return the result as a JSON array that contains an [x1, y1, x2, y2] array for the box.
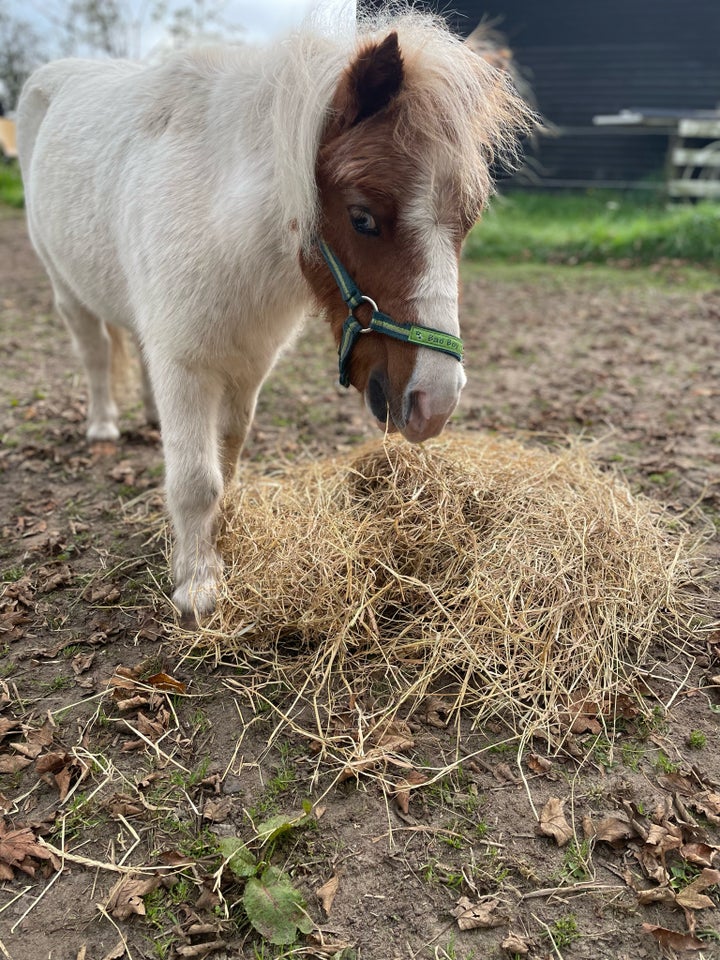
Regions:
[[17, 10, 534, 622]]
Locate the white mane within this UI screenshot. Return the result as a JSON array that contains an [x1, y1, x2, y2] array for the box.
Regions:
[[142, 7, 532, 253]]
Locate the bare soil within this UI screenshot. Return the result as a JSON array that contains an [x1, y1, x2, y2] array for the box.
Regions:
[[1, 207, 720, 960]]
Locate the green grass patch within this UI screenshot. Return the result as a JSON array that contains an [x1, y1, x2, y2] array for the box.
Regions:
[[466, 190, 720, 267], [0, 162, 24, 208]]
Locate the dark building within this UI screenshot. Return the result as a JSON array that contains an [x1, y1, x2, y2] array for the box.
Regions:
[[387, 1, 720, 189]]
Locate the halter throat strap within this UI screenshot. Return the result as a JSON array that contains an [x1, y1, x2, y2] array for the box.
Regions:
[[317, 240, 464, 389]]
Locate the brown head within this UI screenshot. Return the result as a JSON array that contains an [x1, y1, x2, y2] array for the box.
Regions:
[[300, 16, 535, 442]]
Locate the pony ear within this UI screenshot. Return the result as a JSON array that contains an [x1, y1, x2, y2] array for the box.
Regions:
[[337, 31, 404, 129]]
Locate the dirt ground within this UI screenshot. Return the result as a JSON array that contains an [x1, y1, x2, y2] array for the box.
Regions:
[[1, 205, 720, 960]]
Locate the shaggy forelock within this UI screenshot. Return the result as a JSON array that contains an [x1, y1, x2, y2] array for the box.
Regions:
[[270, 7, 537, 249]]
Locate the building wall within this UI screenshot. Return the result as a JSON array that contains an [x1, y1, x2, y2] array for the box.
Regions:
[[383, 0, 720, 187]]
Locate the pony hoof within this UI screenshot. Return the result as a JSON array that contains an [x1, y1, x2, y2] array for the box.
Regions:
[[87, 422, 120, 442], [178, 609, 200, 630], [172, 579, 217, 624]]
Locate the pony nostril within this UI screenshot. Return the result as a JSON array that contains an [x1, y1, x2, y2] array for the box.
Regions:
[[407, 389, 432, 429], [367, 370, 389, 423]]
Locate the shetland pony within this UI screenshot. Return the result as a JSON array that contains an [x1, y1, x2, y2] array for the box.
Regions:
[[17, 11, 534, 621]]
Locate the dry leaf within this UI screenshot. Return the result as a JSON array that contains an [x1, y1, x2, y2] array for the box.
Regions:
[[135, 711, 167, 740], [451, 896, 508, 931], [393, 768, 428, 814], [641, 924, 705, 952], [690, 791, 720, 825], [35, 750, 70, 775], [0, 755, 33, 774], [0, 822, 60, 878], [11, 720, 55, 759], [527, 753, 553, 775], [116, 695, 155, 714], [634, 845, 669, 885], [424, 696, 449, 728], [645, 822, 683, 855], [538, 797, 573, 847], [146, 672, 187, 694], [500, 932, 531, 955], [71, 652, 95, 675], [105, 874, 161, 920], [107, 798, 145, 818], [316, 872, 341, 916], [586, 814, 637, 844], [0, 719, 21, 740], [680, 842, 718, 867], [636, 886, 676, 905], [657, 772, 695, 796], [493, 762, 518, 784], [202, 797, 233, 823], [675, 868, 720, 911], [100, 941, 127, 960]]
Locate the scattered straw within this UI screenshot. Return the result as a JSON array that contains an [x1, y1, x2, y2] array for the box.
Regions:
[[179, 434, 704, 763]]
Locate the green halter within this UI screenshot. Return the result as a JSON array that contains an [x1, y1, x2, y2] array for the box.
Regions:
[[317, 240, 464, 388]]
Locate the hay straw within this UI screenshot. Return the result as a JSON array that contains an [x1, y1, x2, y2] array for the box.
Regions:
[[179, 434, 704, 767]]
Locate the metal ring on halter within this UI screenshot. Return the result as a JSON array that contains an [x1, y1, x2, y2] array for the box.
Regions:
[[352, 295, 378, 331]]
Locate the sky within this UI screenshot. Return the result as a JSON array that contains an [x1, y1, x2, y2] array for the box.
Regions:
[[6, 0, 358, 56]]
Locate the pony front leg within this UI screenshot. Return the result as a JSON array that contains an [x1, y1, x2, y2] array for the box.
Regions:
[[152, 363, 225, 621]]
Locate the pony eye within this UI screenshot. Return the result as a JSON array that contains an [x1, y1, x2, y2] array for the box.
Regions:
[[349, 205, 379, 236]]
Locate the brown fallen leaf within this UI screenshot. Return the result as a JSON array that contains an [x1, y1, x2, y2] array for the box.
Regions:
[[35, 750, 70, 775], [146, 672, 187, 694], [0, 754, 33, 774], [645, 822, 683, 856], [317, 872, 341, 916], [641, 924, 705, 952], [0, 822, 61, 879], [0, 719, 21, 740], [493, 762, 519, 784], [634, 845, 669, 885], [636, 886, 677, 905], [675, 868, 720, 911], [451, 896, 508, 931], [500, 932, 531, 955], [526, 753, 553, 776], [115, 695, 153, 712], [393, 768, 428, 814], [11, 720, 55, 759], [135, 711, 167, 741], [106, 797, 145, 819], [584, 813, 637, 845], [105, 874, 161, 920], [202, 797, 233, 823], [538, 797, 573, 847], [71, 652, 95, 675], [100, 941, 126, 960], [680, 842, 718, 867], [424, 696, 449, 728], [690, 791, 720, 825]]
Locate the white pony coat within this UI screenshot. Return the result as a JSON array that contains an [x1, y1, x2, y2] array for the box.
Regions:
[[19, 40, 344, 366], [18, 13, 532, 618], [19, 35, 354, 617]]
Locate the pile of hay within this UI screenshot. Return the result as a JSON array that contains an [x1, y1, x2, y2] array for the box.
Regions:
[[192, 435, 700, 741]]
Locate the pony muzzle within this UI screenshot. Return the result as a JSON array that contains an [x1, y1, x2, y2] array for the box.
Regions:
[[365, 368, 461, 442]]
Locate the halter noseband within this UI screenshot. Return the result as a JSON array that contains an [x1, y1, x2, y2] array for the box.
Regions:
[[317, 240, 464, 388]]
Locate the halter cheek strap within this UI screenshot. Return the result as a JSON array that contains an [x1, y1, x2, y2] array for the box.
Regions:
[[317, 240, 464, 389]]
